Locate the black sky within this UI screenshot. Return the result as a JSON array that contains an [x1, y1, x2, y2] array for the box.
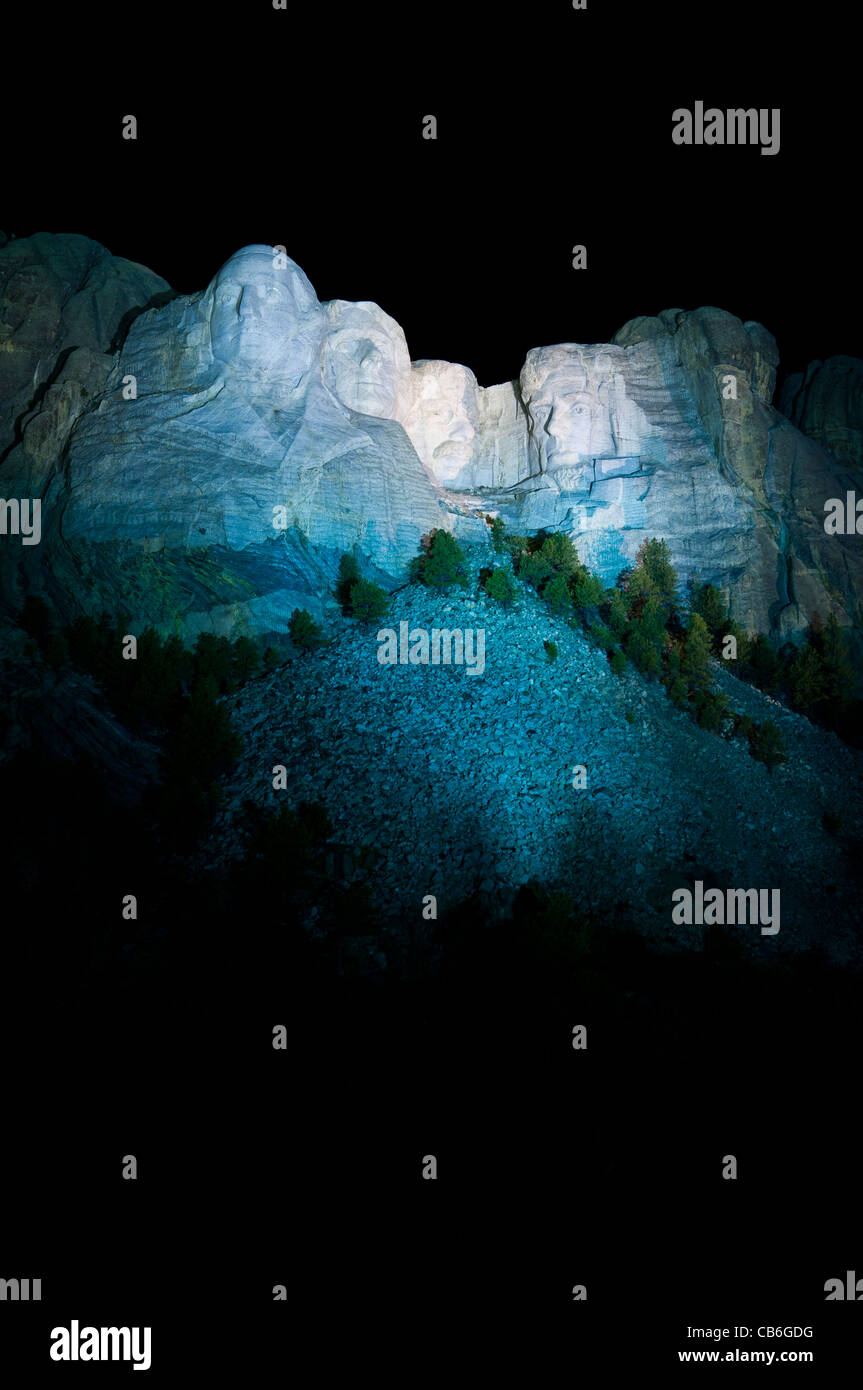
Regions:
[[5, 0, 859, 389]]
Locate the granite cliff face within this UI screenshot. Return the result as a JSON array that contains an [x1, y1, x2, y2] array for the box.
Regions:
[[0, 232, 172, 462], [1, 234, 860, 649], [778, 355, 863, 473]]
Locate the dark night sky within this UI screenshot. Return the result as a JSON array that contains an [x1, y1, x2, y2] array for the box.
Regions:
[[5, 0, 859, 389]]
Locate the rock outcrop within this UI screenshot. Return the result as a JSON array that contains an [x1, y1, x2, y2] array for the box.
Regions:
[[3, 245, 449, 633], [465, 308, 861, 645], [0, 232, 172, 460], [778, 355, 863, 473], [1, 235, 860, 651]]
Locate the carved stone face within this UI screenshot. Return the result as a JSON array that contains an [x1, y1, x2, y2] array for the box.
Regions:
[[208, 245, 325, 396], [402, 361, 479, 485], [322, 300, 412, 419], [521, 346, 618, 469]]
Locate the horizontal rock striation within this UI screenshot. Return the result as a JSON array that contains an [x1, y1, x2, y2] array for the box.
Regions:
[[1, 235, 860, 652]]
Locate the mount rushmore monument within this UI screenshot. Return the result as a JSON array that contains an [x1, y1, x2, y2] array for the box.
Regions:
[[1, 233, 861, 651]]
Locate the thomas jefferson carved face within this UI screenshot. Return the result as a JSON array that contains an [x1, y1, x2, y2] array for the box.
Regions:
[[322, 300, 412, 419], [208, 245, 325, 397]]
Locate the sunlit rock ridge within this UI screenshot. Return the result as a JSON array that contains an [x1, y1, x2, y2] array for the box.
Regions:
[[1, 233, 860, 648]]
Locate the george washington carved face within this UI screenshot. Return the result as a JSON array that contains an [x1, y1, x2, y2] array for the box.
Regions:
[[208, 245, 325, 398]]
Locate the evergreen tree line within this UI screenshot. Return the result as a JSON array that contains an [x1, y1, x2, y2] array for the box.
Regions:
[[6, 560, 862, 993], [480, 522, 794, 770], [689, 581, 860, 745], [17, 596, 284, 846], [488, 518, 857, 758], [6, 595, 378, 991], [295, 525, 863, 769]]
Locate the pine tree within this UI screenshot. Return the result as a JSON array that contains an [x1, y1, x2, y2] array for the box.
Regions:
[[518, 550, 554, 590], [668, 675, 688, 707], [748, 634, 781, 690], [289, 608, 324, 652], [156, 673, 243, 845], [540, 531, 580, 575], [821, 613, 854, 713], [607, 587, 629, 636], [790, 643, 827, 711], [631, 537, 678, 603], [416, 529, 469, 588], [502, 532, 528, 560], [588, 623, 616, 651], [194, 632, 235, 692], [544, 573, 573, 615], [749, 719, 788, 772], [336, 552, 361, 611], [484, 567, 517, 609], [349, 578, 390, 623], [571, 569, 605, 609], [692, 581, 728, 644], [681, 612, 713, 690], [231, 636, 261, 684], [692, 688, 729, 731], [626, 628, 661, 677], [490, 517, 507, 552], [640, 594, 667, 646]]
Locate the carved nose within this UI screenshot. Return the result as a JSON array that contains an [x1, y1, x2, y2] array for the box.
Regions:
[[449, 421, 473, 441], [237, 287, 266, 323]]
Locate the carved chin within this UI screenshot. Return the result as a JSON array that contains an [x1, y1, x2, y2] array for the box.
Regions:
[[352, 386, 395, 416]]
